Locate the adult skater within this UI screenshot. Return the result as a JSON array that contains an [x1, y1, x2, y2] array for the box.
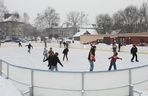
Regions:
[[18, 41, 22, 47], [108, 52, 122, 71], [26, 43, 33, 53], [63, 42, 66, 48], [59, 41, 62, 48], [88, 45, 96, 72], [48, 48, 54, 55], [131, 44, 139, 62], [0, 40, 1, 47], [112, 43, 117, 53], [43, 51, 54, 70], [43, 47, 48, 61], [50, 52, 63, 71], [118, 43, 122, 52], [62, 46, 69, 61]]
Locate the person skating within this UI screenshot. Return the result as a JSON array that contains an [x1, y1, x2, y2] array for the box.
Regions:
[[48, 47, 54, 55], [50, 52, 63, 71], [118, 43, 122, 52], [0, 40, 1, 48], [62, 46, 69, 61], [88, 45, 96, 72], [131, 44, 139, 62], [26, 43, 33, 53], [108, 52, 122, 71], [59, 41, 62, 48], [112, 43, 117, 53], [47, 48, 54, 69], [18, 41, 22, 47], [43, 47, 48, 61], [43, 51, 54, 70]]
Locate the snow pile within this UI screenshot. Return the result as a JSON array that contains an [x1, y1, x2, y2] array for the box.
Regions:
[[0, 77, 22, 96]]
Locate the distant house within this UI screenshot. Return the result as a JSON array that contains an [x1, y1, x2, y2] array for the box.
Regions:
[[73, 24, 98, 40], [109, 32, 148, 45], [80, 32, 148, 45], [0, 13, 24, 39]]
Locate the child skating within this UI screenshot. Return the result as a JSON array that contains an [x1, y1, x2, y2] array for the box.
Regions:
[[108, 52, 122, 71]]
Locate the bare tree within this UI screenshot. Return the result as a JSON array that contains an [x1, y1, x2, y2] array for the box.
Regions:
[[96, 14, 113, 34], [66, 11, 88, 28], [23, 12, 30, 23], [34, 13, 45, 30], [0, 1, 8, 21], [43, 7, 60, 28], [112, 5, 139, 33], [139, 2, 148, 32], [112, 10, 125, 31], [34, 7, 60, 30], [123, 5, 139, 33]]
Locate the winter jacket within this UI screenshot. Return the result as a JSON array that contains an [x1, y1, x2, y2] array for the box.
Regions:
[[88, 46, 96, 61], [109, 55, 120, 62], [131, 47, 137, 54], [63, 48, 69, 54], [52, 55, 63, 67], [44, 55, 54, 66]]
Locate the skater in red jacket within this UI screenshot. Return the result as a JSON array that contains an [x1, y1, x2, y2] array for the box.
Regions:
[[108, 52, 122, 71]]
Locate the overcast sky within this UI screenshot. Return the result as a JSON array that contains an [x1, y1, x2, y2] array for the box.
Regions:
[[3, 0, 148, 24]]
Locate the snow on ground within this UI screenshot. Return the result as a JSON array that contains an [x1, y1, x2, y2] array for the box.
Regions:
[[0, 77, 22, 96], [0, 42, 148, 96]]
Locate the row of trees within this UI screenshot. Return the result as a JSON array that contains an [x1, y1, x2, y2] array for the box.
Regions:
[[96, 2, 148, 34], [34, 2, 148, 35], [34, 7, 88, 30]]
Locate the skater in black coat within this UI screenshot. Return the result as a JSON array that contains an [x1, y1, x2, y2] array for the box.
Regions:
[[26, 43, 33, 53], [50, 52, 63, 71], [62, 47, 69, 61], [88, 45, 96, 72], [43, 51, 54, 70], [18, 41, 22, 47], [131, 45, 139, 62]]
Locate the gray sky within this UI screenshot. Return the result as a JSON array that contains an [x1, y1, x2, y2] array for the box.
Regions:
[[3, 0, 148, 24]]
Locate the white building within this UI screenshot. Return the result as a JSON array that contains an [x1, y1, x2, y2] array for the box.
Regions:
[[73, 24, 98, 40]]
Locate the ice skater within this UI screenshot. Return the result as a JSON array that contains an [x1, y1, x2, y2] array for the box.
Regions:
[[50, 52, 63, 71], [48, 48, 54, 55], [18, 41, 22, 47], [0, 40, 1, 47], [112, 43, 117, 53], [26, 43, 33, 53], [43, 47, 48, 61], [62, 46, 69, 61], [59, 41, 62, 48], [118, 43, 122, 52], [131, 44, 139, 62], [88, 45, 96, 72], [43, 51, 54, 70], [108, 52, 122, 71]]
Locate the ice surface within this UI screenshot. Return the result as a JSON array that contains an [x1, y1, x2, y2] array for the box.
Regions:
[[0, 42, 148, 96]]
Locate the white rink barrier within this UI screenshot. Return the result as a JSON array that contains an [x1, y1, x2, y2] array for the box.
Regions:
[[0, 59, 148, 96]]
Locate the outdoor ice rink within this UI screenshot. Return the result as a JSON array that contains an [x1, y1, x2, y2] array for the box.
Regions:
[[0, 41, 148, 96], [0, 42, 147, 72]]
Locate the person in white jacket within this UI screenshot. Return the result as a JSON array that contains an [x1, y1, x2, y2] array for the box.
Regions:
[[43, 47, 48, 61]]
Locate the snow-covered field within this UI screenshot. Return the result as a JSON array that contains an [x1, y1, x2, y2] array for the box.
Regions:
[[0, 42, 148, 96]]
